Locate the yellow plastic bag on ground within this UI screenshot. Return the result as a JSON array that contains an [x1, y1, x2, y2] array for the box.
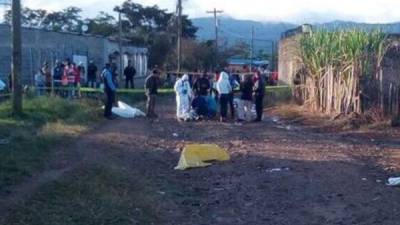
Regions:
[[174, 144, 230, 170]]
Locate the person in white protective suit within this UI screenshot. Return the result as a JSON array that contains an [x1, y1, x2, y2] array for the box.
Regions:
[[174, 74, 193, 121]]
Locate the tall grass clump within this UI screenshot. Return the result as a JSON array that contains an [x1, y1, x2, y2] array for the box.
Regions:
[[299, 29, 387, 115]]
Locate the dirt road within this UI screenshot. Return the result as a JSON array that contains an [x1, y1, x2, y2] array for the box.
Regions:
[[2, 98, 400, 225]]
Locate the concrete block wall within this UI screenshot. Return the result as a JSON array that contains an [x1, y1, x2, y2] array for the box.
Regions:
[[0, 24, 148, 85], [278, 25, 310, 86]]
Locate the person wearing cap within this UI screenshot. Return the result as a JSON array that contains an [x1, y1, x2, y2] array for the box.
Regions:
[[144, 69, 160, 118]]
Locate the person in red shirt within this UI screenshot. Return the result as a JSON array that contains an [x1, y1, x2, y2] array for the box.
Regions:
[[72, 63, 81, 98], [65, 62, 76, 98]]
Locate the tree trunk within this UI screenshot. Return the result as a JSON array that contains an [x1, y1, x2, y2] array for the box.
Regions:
[[11, 0, 23, 115]]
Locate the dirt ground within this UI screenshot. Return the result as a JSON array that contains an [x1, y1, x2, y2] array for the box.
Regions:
[[2, 97, 400, 225]]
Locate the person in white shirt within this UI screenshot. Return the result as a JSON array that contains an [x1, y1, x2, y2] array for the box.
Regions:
[[34, 69, 45, 96], [174, 74, 193, 121], [216, 71, 232, 122]]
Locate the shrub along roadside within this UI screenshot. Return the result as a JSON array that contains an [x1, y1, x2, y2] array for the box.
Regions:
[[0, 96, 102, 191]]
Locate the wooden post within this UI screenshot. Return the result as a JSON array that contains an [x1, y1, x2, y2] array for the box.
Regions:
[[11, 0, 22, 115], [206, 8, 223, 68], [177, 0, 182, 73]]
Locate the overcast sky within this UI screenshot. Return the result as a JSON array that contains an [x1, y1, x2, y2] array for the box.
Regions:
[[2, 0, 400, 24]]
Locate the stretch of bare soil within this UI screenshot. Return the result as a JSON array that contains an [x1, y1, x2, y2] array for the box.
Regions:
[[1, 98, 400, 225]]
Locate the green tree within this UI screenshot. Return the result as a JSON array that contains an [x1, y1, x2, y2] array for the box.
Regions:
[[4, 6, 84, 32], [225, 40, 251, 59], [3, 1, 201, 69], [115, 0, 198, 67], [85, 12, 117, 36]]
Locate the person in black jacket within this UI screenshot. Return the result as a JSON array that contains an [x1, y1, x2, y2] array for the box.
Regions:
[[145, 70, 160, 118], [193, 72, 211, 96], [124, 60, 136, 89], [253, 72, 266, 122], [87, 61, 98, 88], [240, 75, 254, 122], [53, 60, 64, 95]]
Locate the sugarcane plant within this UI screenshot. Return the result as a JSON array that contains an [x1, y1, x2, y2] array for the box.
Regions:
[[298, 29, 387, 115]]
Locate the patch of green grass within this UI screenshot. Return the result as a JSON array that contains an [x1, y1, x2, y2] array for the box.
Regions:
[[81, 88, 175, 105], [0, 96, 102, 190], [2, 164, 161, 225]]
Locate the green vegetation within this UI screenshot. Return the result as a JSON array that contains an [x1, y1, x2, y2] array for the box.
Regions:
[[265, 86, 292, 106], [3, 164, 161, 225], [81, 86, 292, 106], [0, 97, 101, 190], [299, 29, 387, 114]]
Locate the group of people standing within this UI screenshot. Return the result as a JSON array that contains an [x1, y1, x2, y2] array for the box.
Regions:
[[103, 65, 157, 120], [34, 59, 137, 98], [173, 70, 266, 123], [34, 59, 92, 97], [102, 66, 266, 123]]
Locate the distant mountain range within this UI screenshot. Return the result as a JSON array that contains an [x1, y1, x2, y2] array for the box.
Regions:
[[191, 17, 400, 52]]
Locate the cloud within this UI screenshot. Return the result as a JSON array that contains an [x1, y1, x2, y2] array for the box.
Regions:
[[4, 0, 400, 24]]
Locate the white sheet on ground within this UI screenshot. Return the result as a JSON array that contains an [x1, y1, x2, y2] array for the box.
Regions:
[[112, 101, 146, 118], [387, 177, 400, 186]]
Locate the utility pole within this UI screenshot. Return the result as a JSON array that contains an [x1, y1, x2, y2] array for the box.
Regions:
[[177, 0, 182, 73], [11, 0, 22, 115], [206, 8, 223, 68], [250, 26, 254, 72]]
